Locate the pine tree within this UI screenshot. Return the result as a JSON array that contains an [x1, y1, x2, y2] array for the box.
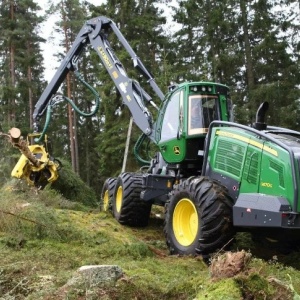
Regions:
[[42, 1, 109, 192], [0, 0, 45, 131], [0, 0, 46, 185], [46, 0, 88, 173]]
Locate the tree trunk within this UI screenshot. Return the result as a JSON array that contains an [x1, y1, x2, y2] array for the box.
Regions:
[[9, 1, 16, 126], [240, 0, 256, 117], [67, 73, 76, 171], [73, 95, 79, 174], [28, 66, 33, 130], [27, 41, 33, 130], [240, 0, 255, 90], [62, 1, 77, 173]]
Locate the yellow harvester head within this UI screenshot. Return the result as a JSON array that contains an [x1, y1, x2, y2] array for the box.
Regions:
[[11, 134, 60, 189]]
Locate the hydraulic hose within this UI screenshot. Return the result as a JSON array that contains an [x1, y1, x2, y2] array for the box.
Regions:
[[35, 104, 53, 143], [134, 133, 151, 165], [35, 70, 100, 143]]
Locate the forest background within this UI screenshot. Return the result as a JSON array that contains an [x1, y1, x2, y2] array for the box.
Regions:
[[0, 0, 299, 196]]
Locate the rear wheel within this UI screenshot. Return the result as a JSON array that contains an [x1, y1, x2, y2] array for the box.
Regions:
[[164, 177, 234, 256], [100, 177, 116, 212], [195, 178, 235, 255], [112, 172, 152, 227]]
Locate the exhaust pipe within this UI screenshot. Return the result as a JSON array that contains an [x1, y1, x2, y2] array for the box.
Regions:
[[254, 101, 269, 130]]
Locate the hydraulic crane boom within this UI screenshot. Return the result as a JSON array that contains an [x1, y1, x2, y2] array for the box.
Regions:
[[12, 16, 166, 189], [33, 16, 165, 137]]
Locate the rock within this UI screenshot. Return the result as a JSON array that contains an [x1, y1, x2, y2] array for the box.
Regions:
[[66, 265, 123, 288]]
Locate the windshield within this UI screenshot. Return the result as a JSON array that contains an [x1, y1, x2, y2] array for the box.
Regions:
[[188, 95, 219, 135]]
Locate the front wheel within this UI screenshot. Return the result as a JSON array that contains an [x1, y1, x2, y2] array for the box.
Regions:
[[164, 177, 234, 256], [112, 172, 151, 227]]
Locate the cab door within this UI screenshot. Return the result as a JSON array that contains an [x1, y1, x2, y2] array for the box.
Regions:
[[157, 89, 186, 163]]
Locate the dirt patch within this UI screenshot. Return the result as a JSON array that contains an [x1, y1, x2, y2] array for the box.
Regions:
[[209, 250, 252, 279]]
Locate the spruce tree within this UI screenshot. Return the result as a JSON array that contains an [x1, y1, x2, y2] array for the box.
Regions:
[[236, 0, 300, 126], [172, 0, 242, 84], [172, 0, 299, 127]]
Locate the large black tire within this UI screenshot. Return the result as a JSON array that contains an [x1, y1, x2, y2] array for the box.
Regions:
[[112, 172, 152, 227], [100, 177, 117, 212], [164, 176, 234, 256]]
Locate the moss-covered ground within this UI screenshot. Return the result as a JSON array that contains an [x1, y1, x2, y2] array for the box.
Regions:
[[1, 184, 300, 299]]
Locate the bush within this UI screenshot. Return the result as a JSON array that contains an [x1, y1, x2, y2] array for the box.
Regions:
[[50, 158, 98, 207]]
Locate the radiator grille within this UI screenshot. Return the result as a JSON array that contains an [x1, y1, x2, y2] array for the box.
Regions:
[[215, 140, 245, 178], [269, 159, 285, 188]]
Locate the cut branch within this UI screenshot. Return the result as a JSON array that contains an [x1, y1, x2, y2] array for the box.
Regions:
[[0, 209, 46, 227]]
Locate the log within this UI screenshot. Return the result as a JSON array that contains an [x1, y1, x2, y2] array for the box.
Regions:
[[2, 128, 42, 168], [13, 139, 41, 168], [9, 127, 21, 143]]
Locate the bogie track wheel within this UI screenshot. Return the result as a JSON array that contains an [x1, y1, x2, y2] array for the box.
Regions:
[[100, 177, 116, 212], [112, 172, 151, 227]]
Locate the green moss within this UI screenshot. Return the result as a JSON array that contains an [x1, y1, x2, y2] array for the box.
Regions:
[[236, 273, 275, 300], [1, 186, 300, 299], [195, 278, 242, 300]]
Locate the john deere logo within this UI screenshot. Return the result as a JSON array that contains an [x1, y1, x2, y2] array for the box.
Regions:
[[173, 146, 180, 155]]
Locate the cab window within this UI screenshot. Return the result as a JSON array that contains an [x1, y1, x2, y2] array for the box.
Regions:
[[160, 91, 180, 142], [188, 95, 219, 135]]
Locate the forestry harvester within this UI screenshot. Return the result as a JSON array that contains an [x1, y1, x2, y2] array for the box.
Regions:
[[11, 16, 300, 256]]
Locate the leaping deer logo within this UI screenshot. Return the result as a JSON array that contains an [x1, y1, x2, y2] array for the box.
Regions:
[[173, 146, 180, 155]]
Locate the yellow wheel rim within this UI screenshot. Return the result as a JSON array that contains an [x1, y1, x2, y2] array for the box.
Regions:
[[103, 190, 109, 211], [173, 198, 198, 247], [116, 186, 123, 213]]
